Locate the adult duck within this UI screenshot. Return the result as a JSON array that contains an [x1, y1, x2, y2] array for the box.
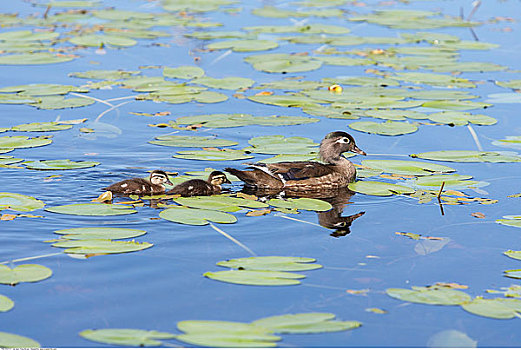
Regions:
[[225, 131, 365, 191]]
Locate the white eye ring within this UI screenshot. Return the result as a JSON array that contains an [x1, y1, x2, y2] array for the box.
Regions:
[[337, 137, 350, 144]]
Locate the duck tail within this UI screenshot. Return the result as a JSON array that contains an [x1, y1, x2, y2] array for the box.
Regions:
[[224, 167, 283, 189]]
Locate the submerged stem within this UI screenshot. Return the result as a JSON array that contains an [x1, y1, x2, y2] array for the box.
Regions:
[[208, 223, 256, 256], [0, 252, 63, 265]]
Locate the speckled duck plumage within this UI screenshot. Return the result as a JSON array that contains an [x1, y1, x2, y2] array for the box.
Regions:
[[167, 171, 231, 197], [103, 169, 173, 195], [224, 131, 365, 191]]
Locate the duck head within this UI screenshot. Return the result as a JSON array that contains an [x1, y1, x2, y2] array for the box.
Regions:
[[208, 171, 231, 186], [149, 170, 174, 186], [320, 131, 366, 163]]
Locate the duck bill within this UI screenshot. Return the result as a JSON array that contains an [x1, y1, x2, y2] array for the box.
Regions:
[[352, 146, 367, 156], [165, 178, 174, 186]]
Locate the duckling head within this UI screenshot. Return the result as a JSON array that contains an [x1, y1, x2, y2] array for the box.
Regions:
[[320, 131, 366, 163], [208, 171, 232, 186], [149, 170, 174, 186]]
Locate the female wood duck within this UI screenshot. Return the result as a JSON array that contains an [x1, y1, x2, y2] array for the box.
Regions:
[[225, 131, 365, 191], [167, 171, 231, 197], [103, 169, 173, 195]]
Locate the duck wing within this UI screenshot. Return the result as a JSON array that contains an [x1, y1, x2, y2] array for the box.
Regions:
[[261, 161, 334, 181]]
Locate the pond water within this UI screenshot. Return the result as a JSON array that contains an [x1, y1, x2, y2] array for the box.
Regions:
[[1, 0, 521, 347]]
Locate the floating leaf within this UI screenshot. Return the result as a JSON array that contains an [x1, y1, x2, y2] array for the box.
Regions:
[[0, 192, 45, 212], [252, 313, 361, 334], [149, 135, 238, 148], [203, 270, 305, 286], [80, 329, 176, 347], [348, 181, 415, 196], [159, 206, 237, 225], [247, 94, 318, 108], [268, 198, 332, 211], [69, 69, 140, 80], [461, 298, 521, 319], [504, 269, 521, 279], [175, 332, 277, 348], [0, 331, 40, 348], [207, 39, 278, 52], [0, 264, 52, 285], [504, 250, 521, 261], [11, 122, 73, 132], [24, 159, 100, 170], [386, 287, 471, 305], [174, 195, 268, 212], [245, 135, 318, 155], [0, 52, 75, 65], [496, 79, 521, 90], [52, 239, 153, 254], [363, 109, 429, 121], [45, 203, 137, 216], [191, 76, 255, 90], [410, 150, 521, 163], [427, 112, 497, 126], [69, 34, 137, 47], [54, 227, 146, 240], [174, 149, 253, 161], [0, 135, 52, 149], [217, 256, 322, 272], [349, 121, 418, 136], [0, 295, 14, 312], [0, 156, 24, 165], [422, 100, 492, 111], [174, 114, 318, 128], [410, 174, 486, 189], [486, 93, 521, 104], [29, 96, 95, 110], [245, 54, 322, 73], [0, 83, 87, 96], [496, 217, 521, 228], [163, 66, 205, 79], [361, 160, 455, 176]]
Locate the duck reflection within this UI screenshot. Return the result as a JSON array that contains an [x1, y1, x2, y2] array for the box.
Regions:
[[240, 187, 365, 237]]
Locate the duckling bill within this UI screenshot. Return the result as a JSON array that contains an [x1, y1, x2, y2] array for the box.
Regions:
[[167, 171, 231, 197], [225, 131, 365, 191], [103, 169, 173, 195]]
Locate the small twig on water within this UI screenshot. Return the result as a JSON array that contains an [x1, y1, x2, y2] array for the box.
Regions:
[[467, 0, 481, 21], [274, 213, 323, 228], [94, 101, 133, 122], [69, 92, 114, 108], [437, 181, 446, 216], [467, 124, 483, 151], [208, 223, 256, 256]]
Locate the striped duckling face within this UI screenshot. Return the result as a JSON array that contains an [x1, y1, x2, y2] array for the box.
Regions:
[[208, 171, 231, 186], [149, 170, 173, 186]]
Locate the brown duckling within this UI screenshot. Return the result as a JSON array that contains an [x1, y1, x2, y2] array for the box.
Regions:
[[167, 171, 231, 197], [103, 169, 173, 195], [225, 131, 365, 191]]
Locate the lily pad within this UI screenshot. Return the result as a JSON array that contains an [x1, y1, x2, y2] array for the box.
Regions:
[[348, 181, 414, 196], [69, 69, 140, 80], [0, 156, 23, 165], [0, 332, 40, 348], [203, 270, 305, 286], [0, 264, 52, 285], [363, 109, 429, 121], [191, 76, 255, 90], [0, 192, 45, 212], [361, 160, 455, 176], [504, 269, 521, 279], [422, 100, 492, 111], [410, 174, 486, 189], [52, 239, 153, 254], [496, 217, 521, 228], [0, 52, 75, 65], [80, 329, 176, 347], [11, 122, 73, 132], [245, 135, 318, 155], [24, 159, 100, 170], [217, 256, 322, 272], [29, 96, 95, 110], [245, 53, 322, 73], [267, 198, 332, 211], [0, 135, 52, 149], [45, 203, 137, 216], [149, 135, 237, 148], [207, 39, 278, 52], [427, 112, 497, 126], [461, 298, 521, 319], [492, 136, 521, 150], [69, 34, 137, 47], [348, 121, 418, 136], [54, 227, 146, 240], [163, 66, 205, 79], [386, 287, 471, 305], [410, 150, 521, 163], [159, 206, 237, 225], [0, 295, 14, 312], [0, 83, 87, 96], [504, 250, 521, 261], [252, 313, 361, 334], [174, 195, 268, 212], [174, 149, 253, 161], [174, 114, 318, 128]]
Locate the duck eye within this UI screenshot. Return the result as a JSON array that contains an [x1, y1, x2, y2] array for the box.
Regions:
[[339, 137, 350, 143]]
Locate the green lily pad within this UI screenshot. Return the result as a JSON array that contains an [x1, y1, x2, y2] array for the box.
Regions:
[[0, 332, 40, 348], [486, 93, 521, 104], [0, 83, 87, 96], [504, 269, 521, 279], [496, 79, 521, 90], [348, 181, 415, 196], [11, 122, 73, 132], [410, 150, 521, 163], [174, 195, 268, 212], [44, 1, 101, 7], [69, 34, 137, 47], [496, 217, 521, 228], [29, 96, 95, 110], [203, 270, 305, 286], [389, 72, 476, 88], [217, 256, 322, 272], [0, 156, 24, 165], [174, 114, 318, 128], [0, 52, 75, 65], [191, 76, 255, 90], [45, 203, 137, 216], [207, 39, 278, 52], [0, 135, 52, 149], [0, 30, 59, 42], [247, 94, 319, 108], [245, 135, 318, 155], [461, 298, 521, 319], [149, 135, 238, 148], [69, 70, 140, 80], [268, 198, 332, 211], [386, 287, 471, 305], [163, 66, 204, 80], [80, 329, 176, 347], [245, 53, 322, 73], [177, 320, 272, 335], [252, 313, 361, 334], [349, 121, 418, 136], [0, 192, 45, 212], [24, 159, 100, 170], [363, 109, 429, 121], [52, 239, 153, 254], [410, 174, 486, 189], [493, 136, 521, 150], [0, 295, 14, 312], [159, 206, 237, 225], [427, 112, 497, 126], [54, 227, 146, 240], [261, 153, 318, 163], [174, 149, 253, 161], [422, 100, 492, 111], [244, 24, 350, 34], [361, 160, 455, 176], [504, 250, 521, 261], [431, 61, 507, 73], [0, 264, 52, 285]]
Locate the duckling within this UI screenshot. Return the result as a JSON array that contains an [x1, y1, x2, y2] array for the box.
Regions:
[[167, 171, 231, 197], [103, 169, 173, 195], [225, 131, 365, 191]]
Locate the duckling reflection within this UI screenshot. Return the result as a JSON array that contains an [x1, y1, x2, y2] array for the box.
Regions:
[[241, 187, 364, 237]]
